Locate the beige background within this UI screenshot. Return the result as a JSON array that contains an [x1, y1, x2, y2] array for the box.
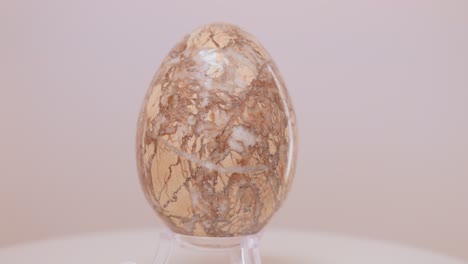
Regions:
[[1, 0, 467, 261]]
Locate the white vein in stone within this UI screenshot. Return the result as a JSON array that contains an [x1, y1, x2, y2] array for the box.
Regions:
[[158, 137, 269, 174]]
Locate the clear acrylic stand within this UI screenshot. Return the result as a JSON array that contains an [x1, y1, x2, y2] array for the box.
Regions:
[[150, 229, 262, 264]]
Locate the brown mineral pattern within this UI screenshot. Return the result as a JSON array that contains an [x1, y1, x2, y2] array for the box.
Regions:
[[136, 23, 297, 237]]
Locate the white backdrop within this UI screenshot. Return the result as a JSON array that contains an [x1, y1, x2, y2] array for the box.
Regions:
[[1, 0, 467, 260]]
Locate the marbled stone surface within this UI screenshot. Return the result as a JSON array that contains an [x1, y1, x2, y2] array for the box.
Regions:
[[136, 23, 297, 237]]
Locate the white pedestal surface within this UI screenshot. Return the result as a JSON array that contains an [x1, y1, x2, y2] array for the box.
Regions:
[[0, 228, 466, 264]]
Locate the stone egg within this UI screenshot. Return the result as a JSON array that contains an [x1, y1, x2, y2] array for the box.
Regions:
[[136, 23, 297, 237]]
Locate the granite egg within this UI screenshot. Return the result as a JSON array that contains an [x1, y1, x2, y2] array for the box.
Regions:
[[136, 23, 297, 237]]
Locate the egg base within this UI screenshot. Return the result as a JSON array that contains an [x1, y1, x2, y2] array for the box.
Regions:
[[151, 228, 262, 264]]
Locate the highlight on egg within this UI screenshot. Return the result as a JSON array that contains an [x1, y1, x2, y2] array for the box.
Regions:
[[136, 23, 297, 237]]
